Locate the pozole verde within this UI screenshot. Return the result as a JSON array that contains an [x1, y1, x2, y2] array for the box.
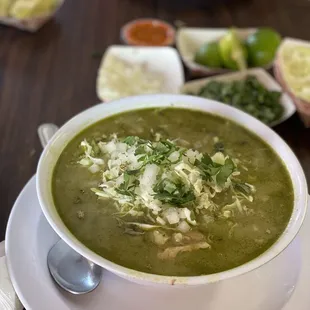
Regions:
[[52, 108, 293, 276]]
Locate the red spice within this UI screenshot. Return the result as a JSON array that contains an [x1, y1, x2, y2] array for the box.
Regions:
[[122, 19, 175, 46]]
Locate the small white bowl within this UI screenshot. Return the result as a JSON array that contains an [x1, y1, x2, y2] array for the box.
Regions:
[[96, 45, 184, 101], [37, 94, 308, 286], [120, 18, 175, 46], [181, 68, 296, 126], [176, 27, 272, 76]]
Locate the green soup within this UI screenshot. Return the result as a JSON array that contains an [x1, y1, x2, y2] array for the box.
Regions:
[[52, 108, 294, 276]]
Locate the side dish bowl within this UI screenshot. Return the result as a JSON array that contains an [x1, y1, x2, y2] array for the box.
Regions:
[[181, 68, 296, 127], [37, 94, 308, 286]]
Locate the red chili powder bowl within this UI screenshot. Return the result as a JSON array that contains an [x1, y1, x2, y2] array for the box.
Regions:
[[121, 18, 175, 46]]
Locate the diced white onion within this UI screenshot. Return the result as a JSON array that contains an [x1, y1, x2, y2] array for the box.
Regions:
[[116, 142, 128, 152], [103, 141, 117, 153], [97, 54, 163, 101], [115, 175, 125, 186], [211, 152, 225, 165], [81, 140, 92, 155], [164, 207, 180, 225], [186, 149, 203, 163], [178, 208, 187, 219], [88, 164, 100, 174], [152, 230, 169, 245], [139, 164, 160, 195], [177, 221, 191, 233], [149, 201, 162, 212], [168, 151, 180, 163], [183, 208, 197, 225], [89, 157, 105, 165], [79, 158, 92, 166]]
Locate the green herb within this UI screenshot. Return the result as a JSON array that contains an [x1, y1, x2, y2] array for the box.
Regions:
[[135, 145, 146, 155], [189, 75, 283, 125], [194, 154, 217, 180], [154, 191, 196, 205], [90, 139, 101, 156], [138, 154, 147, 162], [123, 136, 137, 146], [153, 178, 196, 206], [195, 155, 235, 185], [136, 140, 176, 167], [115, 173, 137, 198], [126, 169, 140, 175], [201, 154, 213, 165], [115, 188, 135, 197], [155, 141, 170, 154], [216, 158, 235, 185]]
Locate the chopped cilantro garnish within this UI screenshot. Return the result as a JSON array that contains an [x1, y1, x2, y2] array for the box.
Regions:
[[153, 178, 196, 206], [187, 75, 283, 125], [216, 158, 235, 185], [80, 134, 255, 234], [194, 154, 235, 185], [123, 136, 137, 146]]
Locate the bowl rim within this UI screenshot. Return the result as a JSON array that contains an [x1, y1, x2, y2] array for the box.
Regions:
[[36, 94, 308, 285]]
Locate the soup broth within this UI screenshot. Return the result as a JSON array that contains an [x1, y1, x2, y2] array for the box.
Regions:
[[52, 108, 293, 276]]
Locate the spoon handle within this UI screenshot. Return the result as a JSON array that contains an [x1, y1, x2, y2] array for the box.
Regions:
[[37, 123, 59, 148]]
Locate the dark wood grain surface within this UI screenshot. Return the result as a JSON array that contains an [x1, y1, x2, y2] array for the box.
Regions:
[[0, 0, 309, 240]]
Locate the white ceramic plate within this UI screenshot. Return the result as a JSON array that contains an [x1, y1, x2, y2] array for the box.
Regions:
[[96, 46, 184, 101], [5, 176, 310, 310], [181, 68, 296, 126], [176, 27, 272, 76]]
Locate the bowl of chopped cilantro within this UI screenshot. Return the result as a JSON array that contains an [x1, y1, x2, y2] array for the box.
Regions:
[[181, 68, 295, 126]]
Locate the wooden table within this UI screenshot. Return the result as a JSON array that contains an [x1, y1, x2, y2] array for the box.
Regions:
[[0, 0, 309, 240]]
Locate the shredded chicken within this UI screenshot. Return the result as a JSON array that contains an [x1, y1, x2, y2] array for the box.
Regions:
[[158, 242, 210, 260], [185, 231, 205, 242]]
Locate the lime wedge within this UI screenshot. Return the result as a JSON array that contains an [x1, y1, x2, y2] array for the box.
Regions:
[[246, 28, 281, 67], [219, 29, 247, 70], [278, 39, 310, 102], [194, 41, 222, 68]]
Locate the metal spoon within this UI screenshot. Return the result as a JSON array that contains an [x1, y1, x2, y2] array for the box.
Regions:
[[47, 240, 102, 294], [38, 123, 102, 294]]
